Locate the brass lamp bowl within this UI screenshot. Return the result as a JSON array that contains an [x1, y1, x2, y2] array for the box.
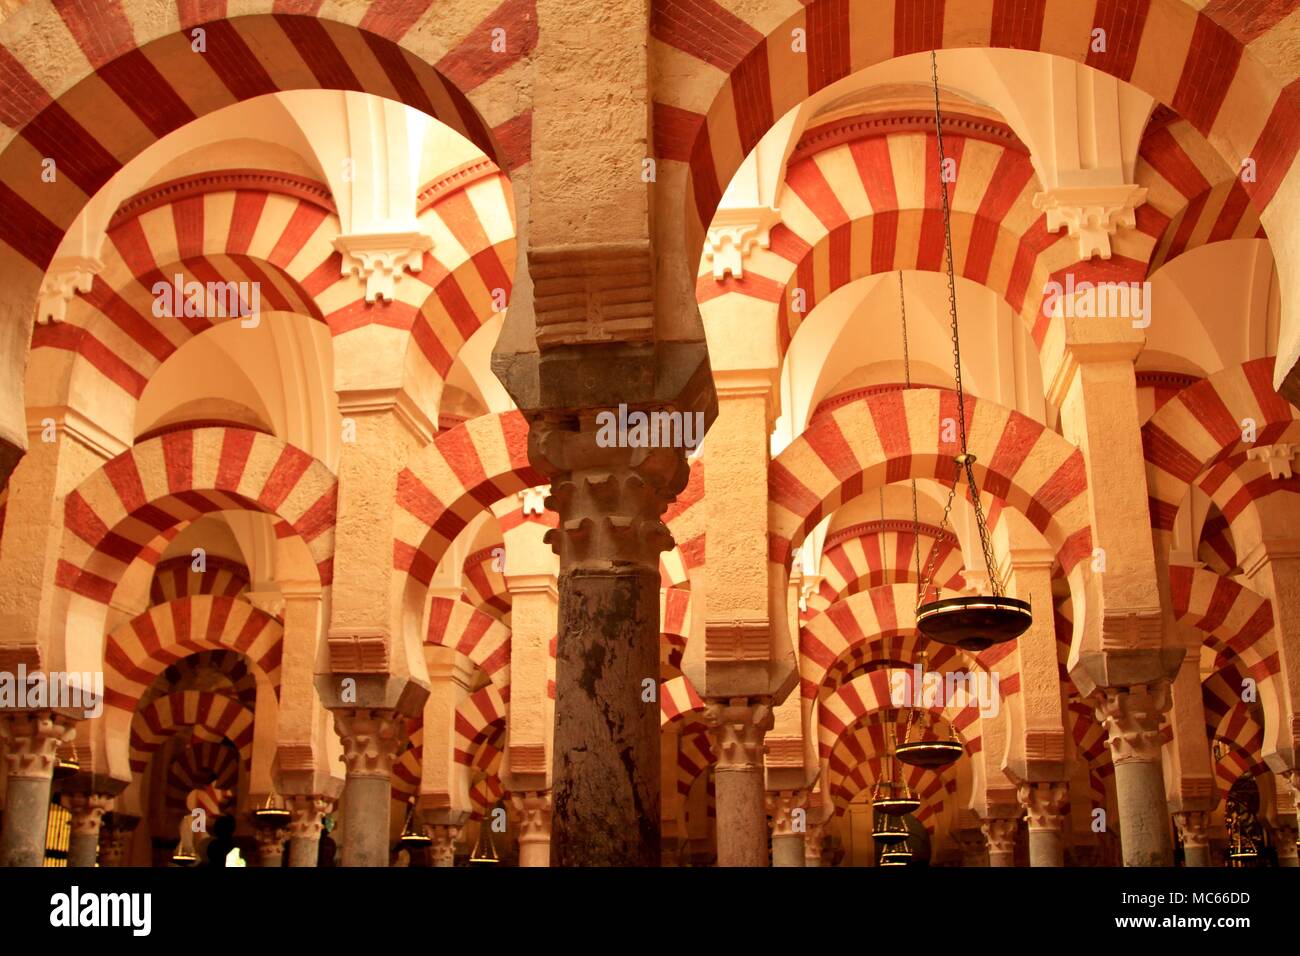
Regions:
[[252, 807, 291, 829], [399, 829, 433, 848], [894, 737, 964, 769], [916, 595, 1032, 652], [53, 756, 80, 780], [171, 848, 197, 866], [872, 794, 921, 817]]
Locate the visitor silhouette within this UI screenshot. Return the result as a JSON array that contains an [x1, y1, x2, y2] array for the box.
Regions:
[[205, 815, 237, 867]]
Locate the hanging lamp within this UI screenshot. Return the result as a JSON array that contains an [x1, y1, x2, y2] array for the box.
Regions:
[[895, 686, 963, 769], [252, 792, 291, 829], [871, 718, 920, 816], [871, 810, 909, 845], [53, 745, 79, 780], [913, 51, 1032, 653], [397, 799, 432, 849], [880, 842, 913, 866], [469, 811, 500, 865]]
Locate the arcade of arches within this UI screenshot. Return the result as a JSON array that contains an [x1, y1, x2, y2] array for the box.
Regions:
[[0, 0, 1299, 869]]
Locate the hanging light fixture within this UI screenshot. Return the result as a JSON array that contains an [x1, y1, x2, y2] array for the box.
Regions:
[[913, 51, 1032, 653], [398, 799, 432, 849], [895, 709, 963, 769], [469, 811, 500, 865], [53, 745, 79, 780], [252, 792, 291, 829], [871, 717, 920, 816]]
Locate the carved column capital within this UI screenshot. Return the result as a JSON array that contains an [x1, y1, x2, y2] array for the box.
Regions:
[[765, 789, 808, 838], [332, 231, 432, 303], [703, 206, 780, 280], [1032, 184, 1147, 260], [0, 711, 76, 779], [804, 821, 826, 864], [980, 816, 1020, 856], [509, 790, 553, 844], [704, 698, 773, 771], [333, 708, 406, 778], [1017, 782, 1069, 833], [254, 826, 288, 864], [60, 792, 113, 836], [424, 823, 462, 865], [287, 794, 335, 840], [530, 412, 691, 573], [1094, 682, 1170, 765], [1173, 809, 1211, 850]]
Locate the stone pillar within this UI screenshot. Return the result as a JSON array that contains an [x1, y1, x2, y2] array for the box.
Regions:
[[1173, 810, 1211, 867], [61, 792, 111, 868], [511, 791, 553, 868], [98, 820, 135, 868], [287, 794, 334, 867], [955, 830, 988, 867], [981, 816, 1019, 867], [425, 823, 461, 867], [767, 790, 806, 867], [0, 712, 75, 866], [333, 709, 405, 867], [705, 699, 773, 867], [1018, 782, 1068, 867], [533, 416, 688, 867], [254, 826, 287, 867], [1096, 682, 1175, 866]]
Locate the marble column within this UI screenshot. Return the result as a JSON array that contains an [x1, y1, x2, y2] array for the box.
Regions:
[[1096, 682, 1174, 866], [767, 790, 807, 867], [1173, 810, 1211, 867], [254, 826, 287, 867], [0, 712, 75, 866], [1019, 782, 1068, 867], [706, 698, 773, 867], [425, 823, 461, 867], [333, 708, 406, 867], [61, 792, 112, 868], [511, 791, 553, 867], [287, 794, 334, 867], [98, 824, 131, 867], [982, 816, 1019, 867], [533, 415, 687, 866]]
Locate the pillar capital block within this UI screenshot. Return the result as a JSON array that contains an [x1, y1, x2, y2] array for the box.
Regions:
[[1095, 681, 1171, 765], [1017, 781, 1069, 832], [704, 698, 773, 771], [332, 708, 407, 779], [0, 711, 76, 780]]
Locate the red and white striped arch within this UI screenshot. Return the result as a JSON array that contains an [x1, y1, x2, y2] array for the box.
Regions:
[[453, 684, 508, 766], [1167, 564, 1276, 677], [460, 546, 511, 621], [826, 723, 956, 826], [59, 427, 337, 605], [817, 669, 982, 762], [104, 594, 281, 724], [698, 124, 1089, 357], [652, 0, 1297, 245], [1068, 699, 1114, 779], [129, 690, 254, 774], [164, 739, 240, 822], [809, 519, 966, 615], [395, 411, 545, 588], [1143, 358, 1299, 531], [142, 648, 259, 712], [425, 595, 511, 688], [149, 554, 250, 607], [1137, 110, 1267, 276], [660, 674, 705, 729], [800, 584, 1012, 701], [673, 731, 715, 804], [770, 387, 1092, 574]]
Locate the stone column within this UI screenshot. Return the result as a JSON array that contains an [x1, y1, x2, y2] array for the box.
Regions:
[[425, 823, 461, 867], [1096, 682, 1175, 866], [767, 790, 807, 867], [1274, 821, 1298, 867], [533, 415, 688, 867], [705, 698, 773, 867], [61, 792, 112, 868], [982, 816, 1019, 867], [511, 791, 553, 867], [286, 794, 334, 867], [254, 826, 287, 867], [0, 712, 75, 866], [955, 830, 988, 867], [333, 709, 405, 867], [1018, 782, 1068, 867], [98, 825, 131, 867], [1172, 810, 1211, 867]]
